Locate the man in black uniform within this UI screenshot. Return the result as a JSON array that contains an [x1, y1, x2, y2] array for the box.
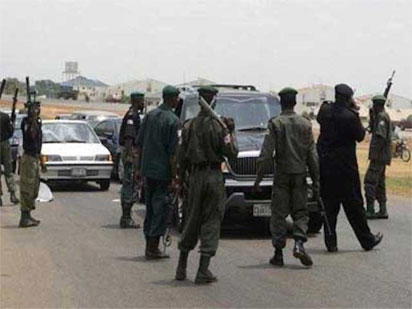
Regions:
[[0, 111, 19, 206], [118, 92, 144, 228], [317, 84, 383, 252]]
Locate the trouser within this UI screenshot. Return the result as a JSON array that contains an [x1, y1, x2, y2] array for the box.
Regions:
[[364, 160, 387, 205], [143, 177, 169, 238], [270, 172, 308, 249], [178, 168, 225, 257], [323, 197, 376, 249], [120, 154, 137, 205], [0, 140, 17, 196], [20, 153, 40, 211]]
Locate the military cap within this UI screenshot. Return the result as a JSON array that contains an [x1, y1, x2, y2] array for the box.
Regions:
[[130, 91, 144, 99], [372, 95, 386, 104], [197, 86, 218, 95], [162, 85, 180, 97], [335, 84, 354, 98], [278, 87, 298, 96]]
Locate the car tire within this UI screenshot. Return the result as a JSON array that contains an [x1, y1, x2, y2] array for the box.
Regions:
[[98, 179, 110, 191]]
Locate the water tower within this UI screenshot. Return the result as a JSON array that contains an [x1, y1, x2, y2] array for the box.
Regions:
[[62, 61, 80, 81]]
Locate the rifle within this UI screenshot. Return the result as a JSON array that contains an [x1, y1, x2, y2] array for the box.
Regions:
[[11, 88, 19, 127], [162, 191, 178, 254], [383, 70, 396, 98], [198, 96, 228, 130], [317, 197, 332, 237], [0, 79, 5, 99], [368, 70, 396, 132]]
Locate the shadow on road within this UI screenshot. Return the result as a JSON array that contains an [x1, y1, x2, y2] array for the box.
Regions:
[[238, 263, 309, 270], [150, 279, 197, 288], [115, 256, 169, 263], [47, 181, 101, 192]]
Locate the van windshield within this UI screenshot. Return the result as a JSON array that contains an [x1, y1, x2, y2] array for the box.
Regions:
[[181, 94, 280, 131]]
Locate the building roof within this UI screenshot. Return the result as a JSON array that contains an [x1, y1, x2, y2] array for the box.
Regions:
[[61, 76, 108, 88]]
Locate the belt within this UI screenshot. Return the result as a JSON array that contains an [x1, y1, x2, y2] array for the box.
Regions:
[[192, 162, 221, 171]]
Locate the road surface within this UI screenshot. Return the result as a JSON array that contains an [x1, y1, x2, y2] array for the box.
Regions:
[[1, 181, 411, 308]]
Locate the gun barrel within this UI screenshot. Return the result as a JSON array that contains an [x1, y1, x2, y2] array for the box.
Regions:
[[0, 79, 6, 99], [198, 96, 227, 129], [26, 76, 30, 103], [14, 88, 19, 99]]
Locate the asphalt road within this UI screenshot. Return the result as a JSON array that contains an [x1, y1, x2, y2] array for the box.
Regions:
[[1, 181, 411, 308]]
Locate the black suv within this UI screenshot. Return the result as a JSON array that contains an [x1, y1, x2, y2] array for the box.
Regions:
[[174, 85, 321, 232]]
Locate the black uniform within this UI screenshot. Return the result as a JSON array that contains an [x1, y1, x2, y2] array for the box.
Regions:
[[317, 100, 378, 250]]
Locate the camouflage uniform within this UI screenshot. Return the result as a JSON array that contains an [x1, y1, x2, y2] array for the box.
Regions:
[[19, 113, 43, 227], [118, 106, 141, 228], [364, 97, 392, 219], [0, 111, 18, 206]]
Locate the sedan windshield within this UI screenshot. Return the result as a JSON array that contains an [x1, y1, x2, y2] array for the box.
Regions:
[[42, 123, 100, 143]]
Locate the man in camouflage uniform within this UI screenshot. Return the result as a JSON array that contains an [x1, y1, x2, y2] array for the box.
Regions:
[[364, 95, 392, 219], [317, 84, 383, 252], [0, 111, 19, 206], [19, 102, 44, 227], [254, 87, 318, 267], [175, 86, 238, 284], [136, 85, 180, 260], [118, 92, 144, 229]]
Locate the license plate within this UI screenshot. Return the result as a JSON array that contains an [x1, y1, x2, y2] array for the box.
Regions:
[[253, 204, 271, 217], [72, 168, 86, 177]]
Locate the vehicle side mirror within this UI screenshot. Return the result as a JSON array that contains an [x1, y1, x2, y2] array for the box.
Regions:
[[103, 131, 113, 139], [99, 136, 108, 145]]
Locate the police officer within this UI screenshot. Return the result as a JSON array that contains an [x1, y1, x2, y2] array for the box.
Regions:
[[0, 111, 19, 206], [136, 85, 180, 260], [175, 86, 238, 284], [364, 95, 392, 219], [254, 87, 319, 267], [19, 101, 44, 227], [317, 84, 383, 252], [118, 92, 144, 229]]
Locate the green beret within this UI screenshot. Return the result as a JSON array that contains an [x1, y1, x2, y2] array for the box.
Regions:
[[278, 87, 298, 96], [130, 91, 144, 99], [162, 85, 180, 97], [335, 84, 354, 98], [198, 86, 218, 95], [372, 95, 386, 103]]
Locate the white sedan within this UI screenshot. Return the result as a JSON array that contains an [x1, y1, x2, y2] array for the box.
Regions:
[[40, 120, 113, 190]]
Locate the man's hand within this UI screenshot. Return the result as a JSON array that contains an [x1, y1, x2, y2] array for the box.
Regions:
[[41, 163, 47, 173], [222, 117, 235, 133]]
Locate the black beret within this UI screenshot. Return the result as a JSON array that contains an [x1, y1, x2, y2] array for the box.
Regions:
[[278, 87, 298, 96], [335, 84, 354, 98], [198, 86, 218, 95]]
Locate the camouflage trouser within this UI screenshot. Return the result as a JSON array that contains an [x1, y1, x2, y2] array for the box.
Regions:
[[0, 140, 17, 196], [120, 152, 137, 205], [20, 154, 40, 211], [143, 177, 169, 238], [364, 160, 387, 205], [271, 172, 308, 249], [178, 168, 225, 257]]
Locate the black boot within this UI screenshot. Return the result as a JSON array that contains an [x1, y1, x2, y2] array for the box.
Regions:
[[10, 191, 19, 205], [145, 237, 169, 260], [293, 240, 313, 266], [120, 203, 140, 229], [195, 254, 217, 284], [269, 248, 284, 267], [175, 251, 189, 280], [325, 234, 338, 252], [19, 211, 39, 228], [375, 203, 388, 219], [363, 233, 383, 251], [365, 202, 376, 219], [0, 197, 3, 207]]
